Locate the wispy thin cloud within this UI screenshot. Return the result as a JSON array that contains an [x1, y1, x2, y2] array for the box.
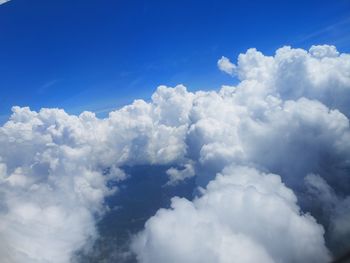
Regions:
[[37, 79, 61, 94], [295, 18, 350, 47], [0, 0, 11, 5]]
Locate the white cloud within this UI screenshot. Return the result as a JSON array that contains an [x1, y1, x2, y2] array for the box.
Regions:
[[166, 161, 195, 185], [132, 45, 350, 261], [309, 44, 339, 58], [217, 56, 236, 75], [132, 166, 331, 263], [0, 98, 189, 262], [235, 45, 350, 115]]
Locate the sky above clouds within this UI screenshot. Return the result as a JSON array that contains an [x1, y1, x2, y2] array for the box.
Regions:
[[1, 1, 350, 263], [0, 0, 350, 121]]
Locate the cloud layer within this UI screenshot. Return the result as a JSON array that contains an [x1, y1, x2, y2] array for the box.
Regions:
[[0, 45, 349, 262]]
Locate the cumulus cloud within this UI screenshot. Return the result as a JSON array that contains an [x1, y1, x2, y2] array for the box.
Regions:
[[132, 166, 330, 263], [220, 45, 350, 115], [1, 45, 350, 262], [166, 161, 195, 185], [0, 109, 117, 262], [186, 86, 350, 194], [133, 44, 350, 262], [217, 56, 236, 75], [0, 99, 189, 262]]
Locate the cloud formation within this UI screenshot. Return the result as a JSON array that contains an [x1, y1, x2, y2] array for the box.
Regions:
[[0, 102, 188, 262], [0, 45, 350, 262], [133, 45, 350, 262], [218, 45, 350, 115], [132, 166, 330, 263], [217, 56, 236, 75]]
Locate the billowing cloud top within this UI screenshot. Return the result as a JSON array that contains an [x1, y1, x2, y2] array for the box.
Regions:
[[132, 166, 330, 263], [0, 44, 350, 262]]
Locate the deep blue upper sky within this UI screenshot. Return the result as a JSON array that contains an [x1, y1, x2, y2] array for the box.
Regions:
[[0, 0, 349, 122]]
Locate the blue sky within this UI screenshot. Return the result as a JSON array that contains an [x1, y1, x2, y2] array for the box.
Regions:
[[0, 0, 349, 122]]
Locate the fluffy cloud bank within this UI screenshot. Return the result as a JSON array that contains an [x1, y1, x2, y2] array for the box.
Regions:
[[0, 104, 188, 262], [0, 45, 349, 262], [133, 45, 350, 262], [132, 166, 330, 263], [218, 44, 350, 116]]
